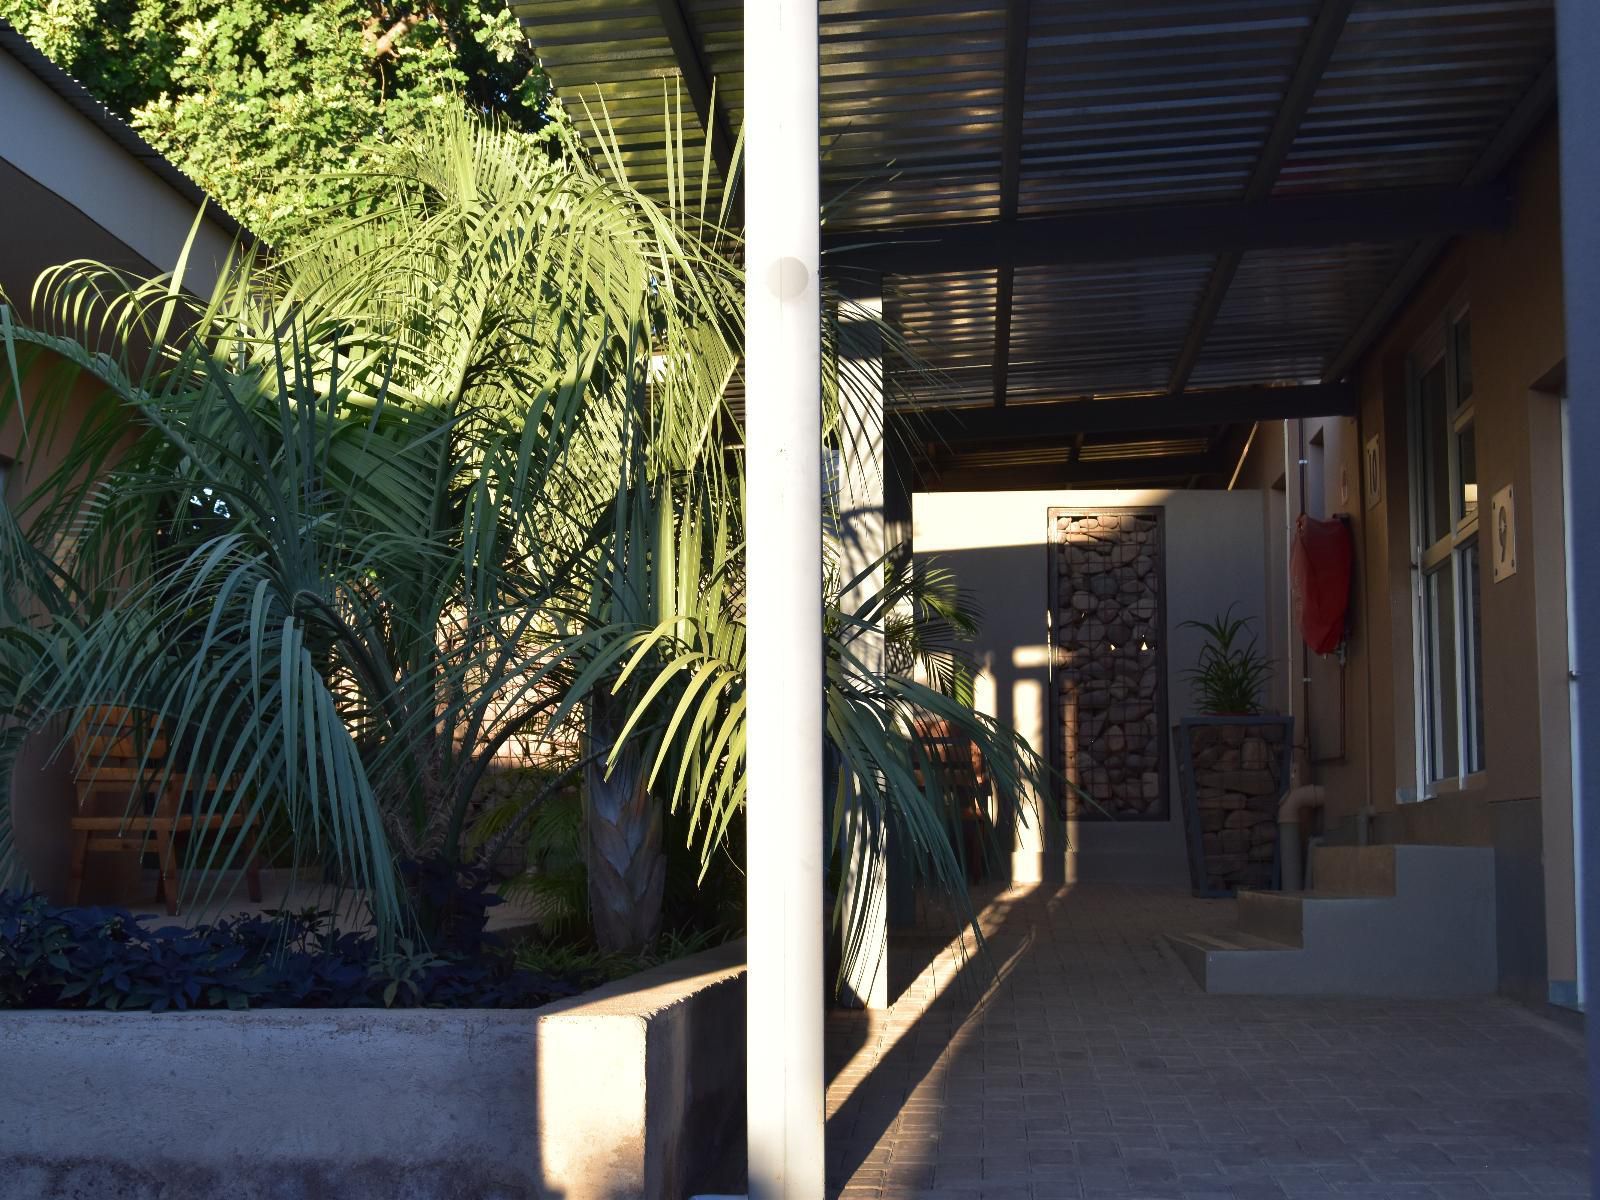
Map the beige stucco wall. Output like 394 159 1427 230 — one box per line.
1 41 241 902
1237 122 1574 1000
2 366 142 901
913 488 1268 886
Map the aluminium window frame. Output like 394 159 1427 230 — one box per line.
1407 299 1486 799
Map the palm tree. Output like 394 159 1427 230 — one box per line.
0 111 690 928
0 107 1054 973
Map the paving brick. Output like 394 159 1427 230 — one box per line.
823 884 1589 1200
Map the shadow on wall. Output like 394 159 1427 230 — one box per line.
911 493 1271 889
910 541 1092 881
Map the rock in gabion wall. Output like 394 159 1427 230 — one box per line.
1052 510 1166 820
1184 722 1287 893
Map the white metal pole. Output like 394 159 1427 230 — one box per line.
744 1 824 1198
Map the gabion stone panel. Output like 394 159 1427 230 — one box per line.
1051 510 1167 820
1181 721 1289 894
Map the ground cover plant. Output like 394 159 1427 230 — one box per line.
0 885 579 1011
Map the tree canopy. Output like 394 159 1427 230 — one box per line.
0 0 555 241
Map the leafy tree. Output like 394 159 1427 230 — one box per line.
0 0 554 241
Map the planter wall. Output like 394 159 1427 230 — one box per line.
1173 716 1293 897
0 940 747 1200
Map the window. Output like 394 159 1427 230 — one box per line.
1411 310 1485 789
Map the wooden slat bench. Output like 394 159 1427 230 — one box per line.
66 708 262 914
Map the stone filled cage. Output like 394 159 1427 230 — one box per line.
1048 508 1169 822
1173 715 1294 897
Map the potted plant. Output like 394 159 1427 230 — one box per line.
1171 607 1293 897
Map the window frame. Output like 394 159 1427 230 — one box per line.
1407 302 1486 797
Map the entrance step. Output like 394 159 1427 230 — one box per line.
1165 929 1301 993
1308 844 1398 896
1166 844 1496 996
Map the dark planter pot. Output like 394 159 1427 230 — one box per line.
1172 715 1294 898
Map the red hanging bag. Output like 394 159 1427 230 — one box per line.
1291 514 1353 655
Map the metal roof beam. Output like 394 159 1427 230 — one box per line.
922 454 1220 492
1166 0 1356 394
654 0 737 192
891 382 1355 444
822 184 1509 274
991 0 1032 409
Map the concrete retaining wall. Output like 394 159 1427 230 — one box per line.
0 940 746 1200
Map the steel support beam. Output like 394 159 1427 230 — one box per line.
821 184 1510 276
890 383 1355 444
1553 0 1600 1179
922 454 1220 492
744 0 823 1195
657 0 738 191
1167 0 1355 393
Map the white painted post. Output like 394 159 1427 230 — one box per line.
744 1 824 1198
1553 0 1600 1172
837 294 889 1010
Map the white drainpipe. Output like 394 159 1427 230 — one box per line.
1278 784 1326 892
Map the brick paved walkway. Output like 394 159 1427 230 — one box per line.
824 884 1589 1200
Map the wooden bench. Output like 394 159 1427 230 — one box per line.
66 708 262 914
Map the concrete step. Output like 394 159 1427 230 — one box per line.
1309 844 1397 896
1165 930 1301 993
1173 843 1497 996
1236 890 1304 947
1237 889 1398 947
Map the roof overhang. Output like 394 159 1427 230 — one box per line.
0 20 251 303
525 1 1556 489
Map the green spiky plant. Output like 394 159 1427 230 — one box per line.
0 105 1052 979
1180 605 1273 716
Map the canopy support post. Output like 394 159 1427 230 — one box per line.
744 1 825 1198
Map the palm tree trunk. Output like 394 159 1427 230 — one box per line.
583 702 665 952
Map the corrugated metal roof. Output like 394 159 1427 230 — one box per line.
883 267 999 402
1016 2 1317 216
1004 256 1216 403
1275 0 1556 194
1189 240 1408 388
521 0 1555 483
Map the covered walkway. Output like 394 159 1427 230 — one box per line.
825 886 1588 1200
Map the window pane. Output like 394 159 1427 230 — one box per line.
1424 564 1459 782
1457 420 1478 524
1462 541 1486 773
1453 314 1473 403
1420 360 1452 546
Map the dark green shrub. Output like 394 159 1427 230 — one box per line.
0 886 581 1012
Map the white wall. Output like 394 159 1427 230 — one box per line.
914 488 1269 886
